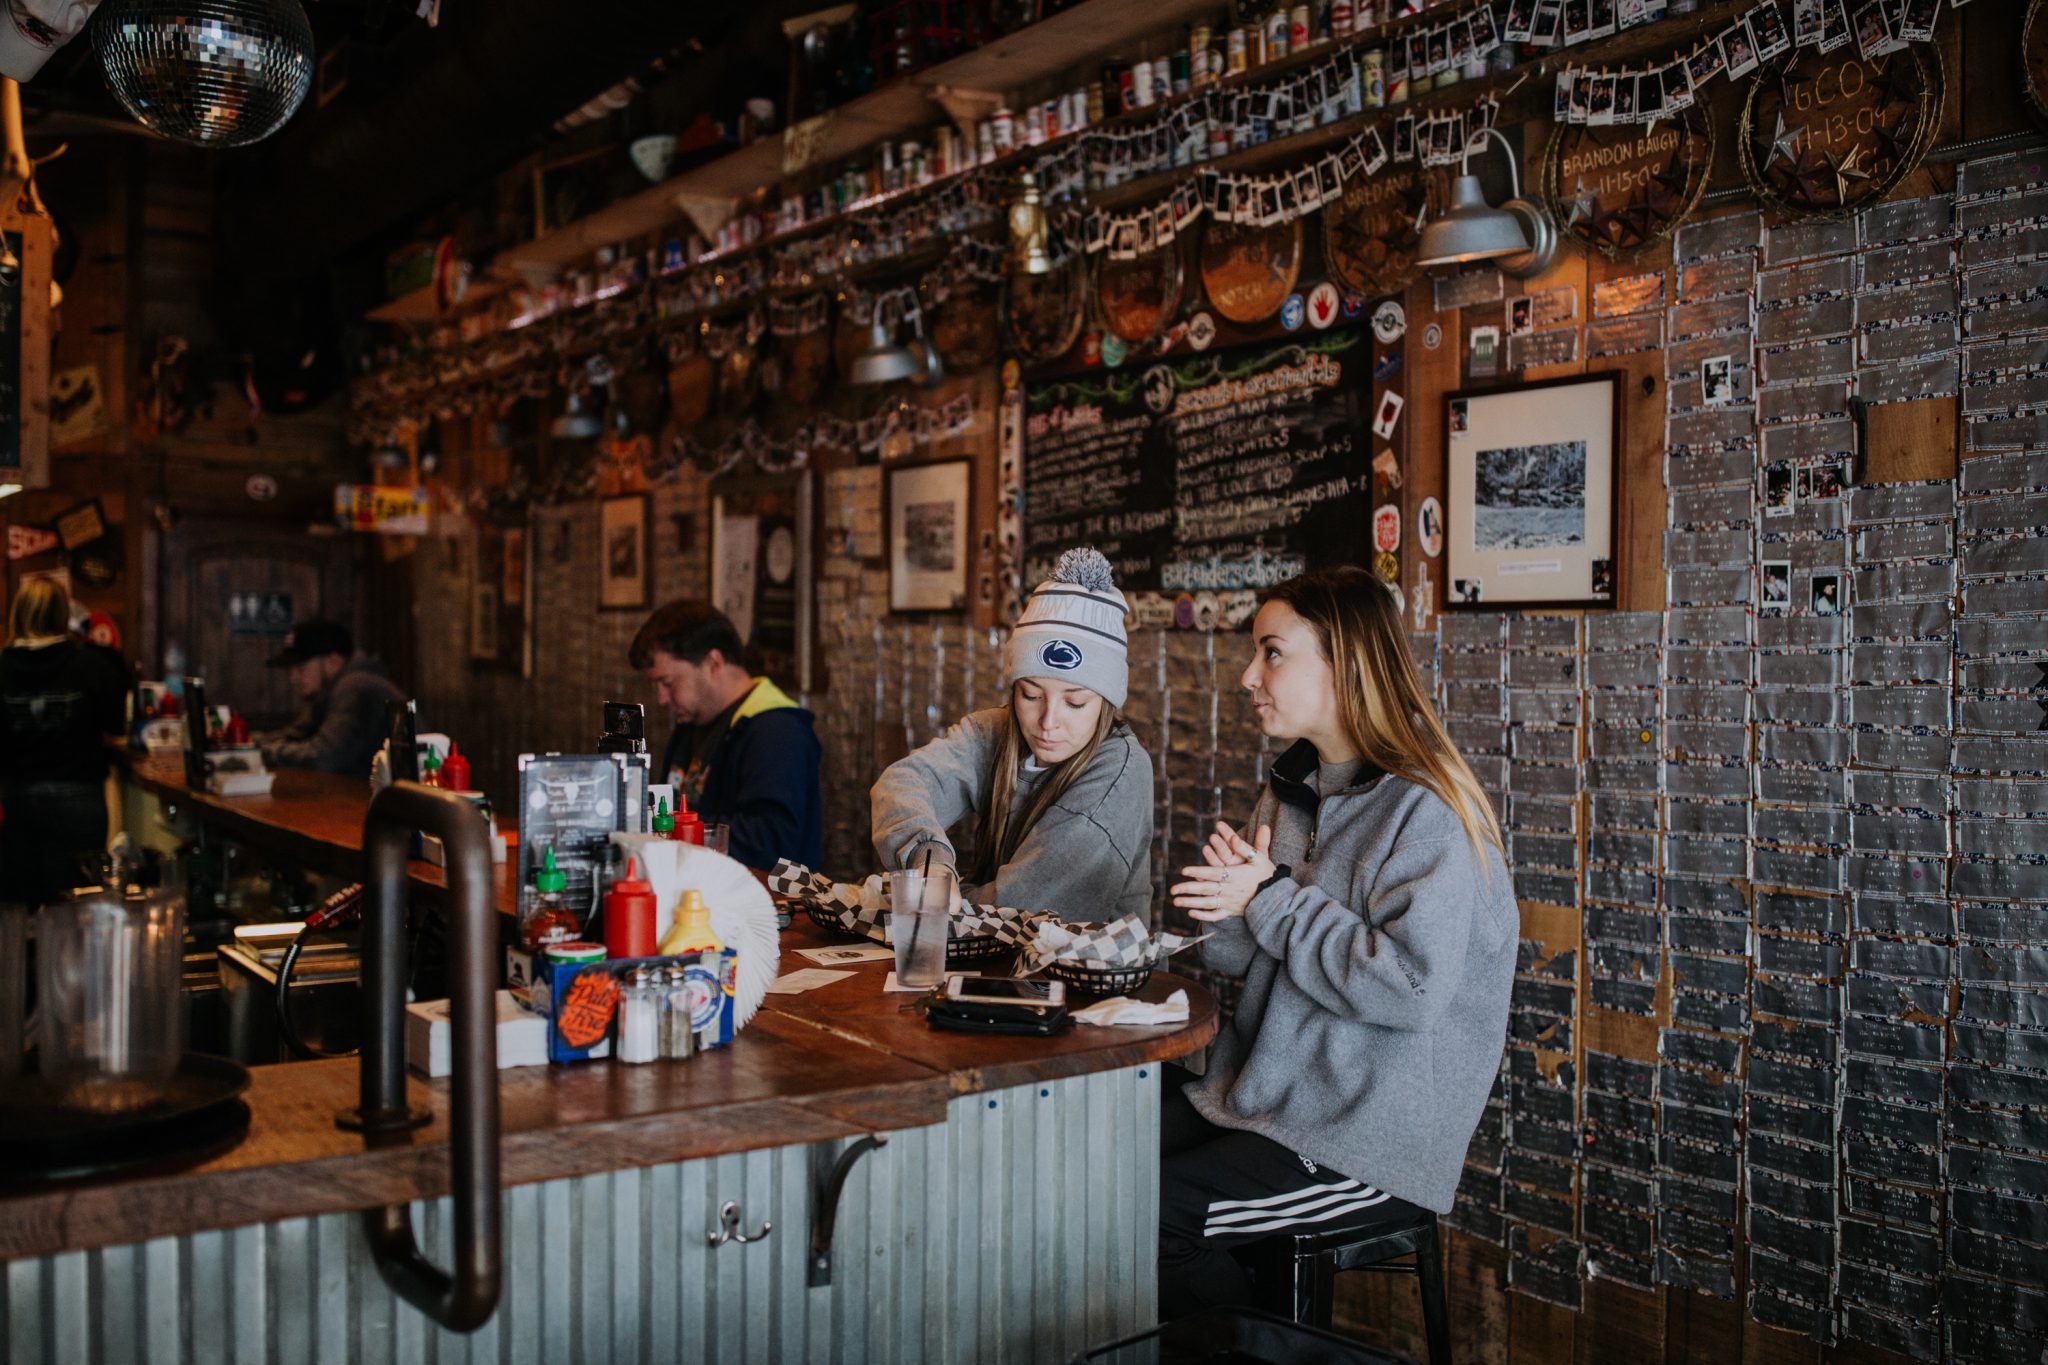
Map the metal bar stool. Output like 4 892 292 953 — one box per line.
1245 1207 1452 1364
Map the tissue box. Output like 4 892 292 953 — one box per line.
529 949 737 1064
404 989 550 1076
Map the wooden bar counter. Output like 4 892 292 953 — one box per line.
9 769 1217 1365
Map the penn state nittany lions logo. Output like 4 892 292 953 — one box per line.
1039 639 1084 671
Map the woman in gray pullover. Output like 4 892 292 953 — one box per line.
1161 567 1517 1318
870 549 1155 924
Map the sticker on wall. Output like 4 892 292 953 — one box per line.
1374 504 1402 553
1281 293 1306 331
1101 332 1127 368
1001 358 1021 390
1187 312 1217 351
1422 322 1443 350
1307 282 1341 330
1419 496 1445 558
245 474 278 502
1372 390 1405 439
1702 354 1736 406
1373 351 1403 383
1080 331 1102 367
1372 449 1403 504
1173 593 1198 628
1222 589 1260 628
1373 549 1401 583
1135 593 1176 629
1470 326 1500 379
1193 592 1221 630
1342 292 1367 320
1372 299 1408 343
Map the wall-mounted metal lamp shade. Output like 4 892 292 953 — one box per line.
1416 127 1559 279
850 317 920 385
1007 169 1052 276
549 392 602 440
906 311 944 388
95 0 316 149
1417 174 1530 265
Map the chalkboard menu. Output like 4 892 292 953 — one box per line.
1022 331 1373 593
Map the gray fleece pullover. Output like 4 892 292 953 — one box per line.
1184 740 1517 1214
870 707 1155 925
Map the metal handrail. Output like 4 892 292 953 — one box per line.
343 781 502 1333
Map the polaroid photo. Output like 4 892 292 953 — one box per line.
1393 114 1417 162
1764 464 1795 516
1751 1 1793 58
1153 201 1175 246
1688 38 1727 85
1619 0 1650 26
1449 111 1468 157
1589 72 1618 124
1317 155 1344 203
1793 0 1826 42
1590 0 1618 38
1614 69 1639 121
1430 115 1456 162
1556 69 1576 121
1762 560 1792 609
1085 212 1108 253
1810 572 1841 616
1854 0 1891 56
1362 126 1389 173
1897 0 1938 39
1373 390 1406 439
1638 69 1666 118
1110 218 1140 257
1533 0 1563 43
1197 170 1220 213
1505 0 1537 40
1822 0 1852 47
1273 177 1299 224
1721 18 1761 76
1135 211 1157 254
1702 354 1735 405
1258 182 1284 227
1449 20 1473 69
1510 295 1535 336
1663 60 1697 110
1308 67 1331 112
1293 165 1324 214
1407 31 1430 79
1563 0 1591 42
1472 4 1502 52
1427 25 1452 74
1341 136 1368 179
1175 182 1201 229
1810 461 1844 500
1571 70 1595 121
1794 465 1814 502
1387 34 1409 80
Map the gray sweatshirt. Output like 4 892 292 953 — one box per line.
1184 740 1517 1214
870 707 1155 925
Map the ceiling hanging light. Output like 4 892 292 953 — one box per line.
94 0 315 150
905 307 944 389
1006 168 1052 276
849 312 919 386
550 391 602 440
1416 126 1558 279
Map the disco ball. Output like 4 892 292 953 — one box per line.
94 0 315 149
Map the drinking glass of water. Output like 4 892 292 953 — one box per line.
886 866 953 989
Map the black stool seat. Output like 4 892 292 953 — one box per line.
1244 1206 1451 1364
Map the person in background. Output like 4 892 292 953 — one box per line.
257 619 407 776
870 547 1153 924
630 600 821 871
0 577 128 907
1158 567 1516 1317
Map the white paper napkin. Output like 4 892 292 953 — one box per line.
1072 989 1190 1027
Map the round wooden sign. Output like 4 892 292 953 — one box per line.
1739 44 1943 220
717 343 758 415
930 289 1001 371
1001 257 1085 365
1321 164 1429 298
1095 243 1186 345
2023 0 2048 128
1199 218 1304 325
666 351 714 430
778 329 832 408
1542 104 1713 256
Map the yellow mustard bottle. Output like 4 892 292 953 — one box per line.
658 889 724 956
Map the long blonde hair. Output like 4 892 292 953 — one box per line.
1265 568 1503 856
968 685 1121 884
8 576 71 642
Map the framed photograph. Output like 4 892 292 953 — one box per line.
599 493 651 610
1443 372 1623 608
887 458 973 613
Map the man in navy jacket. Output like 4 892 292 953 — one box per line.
629 601 822 871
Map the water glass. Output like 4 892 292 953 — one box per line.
887 867 954 989
37 887 186 1112
703 824 731 857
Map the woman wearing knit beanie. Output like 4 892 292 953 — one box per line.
870 547 1156 925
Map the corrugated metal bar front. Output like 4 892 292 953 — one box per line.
0 1063 1163 1364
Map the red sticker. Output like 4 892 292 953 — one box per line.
1373 504 1401 554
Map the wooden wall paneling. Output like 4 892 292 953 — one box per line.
1582 241 1676 616
1742 1317 1824 1365
1513 1284 1581 1362
1861 394 1960 485
1575 1277 1668 1365
1448 1230 1513 1365
1665 1287 1748 1365
1957 0 2032 144
1820 1338 1924 1365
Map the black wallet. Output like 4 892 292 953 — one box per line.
925 995 1072 1036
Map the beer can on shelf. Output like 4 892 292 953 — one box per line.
1226 26 1248 73
1362 48 1385 106
1289 4 1311 50
1265 11 1289 60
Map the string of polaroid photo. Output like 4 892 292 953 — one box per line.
1078 94 1501 257
1548 0 1946 129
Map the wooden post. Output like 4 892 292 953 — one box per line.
0 76 51 491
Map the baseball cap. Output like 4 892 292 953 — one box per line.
267 619 353 667
0 0 103 82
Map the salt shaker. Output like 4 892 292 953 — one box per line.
617 966 660 1064
661 964 695 1060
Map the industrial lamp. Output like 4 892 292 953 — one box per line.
549 391 602 440
1006 168 1052 276
849 315 919 386
1416 126 1558 279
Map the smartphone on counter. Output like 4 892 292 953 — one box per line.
927 974 1071 1036
944 975 1066 1009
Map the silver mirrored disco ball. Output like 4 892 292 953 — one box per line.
94 0 315 149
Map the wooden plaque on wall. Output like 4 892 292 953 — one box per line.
0 213 54 490
1321 163 1428 299
1096 243 1186 345
1739 44 1943 219
1541 104 1713 257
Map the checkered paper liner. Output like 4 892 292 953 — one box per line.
767 860 1204 969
